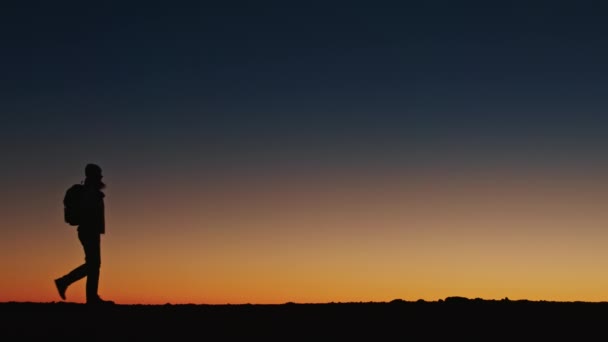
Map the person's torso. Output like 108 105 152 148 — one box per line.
78 186 105 234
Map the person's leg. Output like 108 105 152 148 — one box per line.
78 230 101 303
59 263 88 284
54 231 91 300
55 263 87 300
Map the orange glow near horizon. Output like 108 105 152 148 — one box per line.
3 163 608 305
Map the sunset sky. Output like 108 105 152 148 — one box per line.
2 1 608 305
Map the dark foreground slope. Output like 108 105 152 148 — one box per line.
3 297 608 340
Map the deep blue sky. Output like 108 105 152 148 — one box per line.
2 1 608 177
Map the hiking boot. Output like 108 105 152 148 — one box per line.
87 297 115 306
54 278 67 300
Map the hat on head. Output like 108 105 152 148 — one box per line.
85 163 103 178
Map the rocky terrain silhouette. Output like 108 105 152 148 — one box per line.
3 296 607 339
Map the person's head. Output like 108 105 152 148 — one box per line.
85 163 105 190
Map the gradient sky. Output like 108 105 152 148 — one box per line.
2 1 608 304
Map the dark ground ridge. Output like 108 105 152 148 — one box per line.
3 297 608 339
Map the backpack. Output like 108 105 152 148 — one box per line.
63 183 85 226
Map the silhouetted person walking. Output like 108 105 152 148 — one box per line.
55 163 114 305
